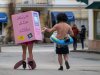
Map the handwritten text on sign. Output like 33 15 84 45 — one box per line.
12 11 42 44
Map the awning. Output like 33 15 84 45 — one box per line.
76 0 88 4
51 11 75 25
86 2 100 9
0 12 8 22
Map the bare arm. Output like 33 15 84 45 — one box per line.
43 25 57 33
45 27 56 32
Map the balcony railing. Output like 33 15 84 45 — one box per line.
15 0 52 7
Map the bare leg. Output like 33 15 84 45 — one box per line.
63 54 68 61
14 44 27 69
28 43 34 60
58 54 63 66
63 54 70 69
58 54 63 70
27 43 36 70
22 44 27 60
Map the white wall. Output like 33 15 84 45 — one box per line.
0 0 10 4
88 10 94 40
53 0 86 6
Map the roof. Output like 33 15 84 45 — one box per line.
86 1 100 9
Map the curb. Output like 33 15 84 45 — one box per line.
70 50 100 54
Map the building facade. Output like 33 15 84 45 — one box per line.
14 0 88 29
86 0 100 51
0 0 88 43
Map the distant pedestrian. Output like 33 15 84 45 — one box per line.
80 25 86 49
72 24 79 50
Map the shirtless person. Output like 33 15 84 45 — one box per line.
43 13 73 70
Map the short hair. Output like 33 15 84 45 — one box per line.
56 13 68 23
81 25 85 27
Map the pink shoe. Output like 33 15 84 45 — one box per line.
14 60 26 69
27 58 36 70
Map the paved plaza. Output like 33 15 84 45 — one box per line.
0 44 100 75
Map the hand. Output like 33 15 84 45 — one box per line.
42 27 48 33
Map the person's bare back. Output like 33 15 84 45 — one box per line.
54 22 73 39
